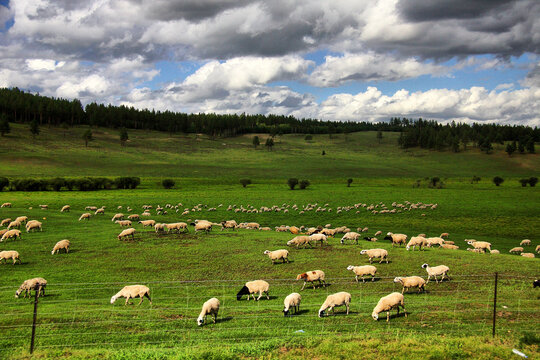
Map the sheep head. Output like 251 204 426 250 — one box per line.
236 286 249 301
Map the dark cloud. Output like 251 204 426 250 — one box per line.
140 0 252 21
397 0 512 21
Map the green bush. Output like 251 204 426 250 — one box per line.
49 177 66 191
299 179 310 190
162 179 175 189
529 177 538 187
239 179 252 188
304 135 313 141
287 178 299 190
493 176 504 186
347 178 353 187
115 177 141 189
0 177 9 191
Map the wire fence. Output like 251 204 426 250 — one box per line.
0 273 538 353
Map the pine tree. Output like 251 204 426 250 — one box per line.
29 119 40 140
82 128 93 147
119 127 129 146
505 142 516 156
252 135 260 148
0 114 10 136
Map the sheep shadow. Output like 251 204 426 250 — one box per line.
272 260 294 265
388 311 408 320
215 316 233 324
354 277 382 283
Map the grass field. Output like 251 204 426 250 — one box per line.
0 124 539 359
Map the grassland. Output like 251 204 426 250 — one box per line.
0 124 538 359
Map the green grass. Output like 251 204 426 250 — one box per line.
0 124 538 359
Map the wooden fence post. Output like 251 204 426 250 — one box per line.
492 272 498 337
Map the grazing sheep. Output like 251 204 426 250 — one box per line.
406 236 427 251
441 244 459 250
127 214 140 221
520 239 531 246
421 263 450 283
536 245 540 253
283 293 302 316
289 226 300 234
260 227 272 231
236 280 270 301
1 218 12 227
15 216 28 224
521 253 535 258
384 233 408 247
118 228 136 240
360 249 388 264
110 285 152 305
318 292 351 317
440 233 450 238
263 249 289 264
244 222 260 230
0 250 21 265
340 232 362 245
287 235 312 248
138 220 156 228
0 229 8 237
467 240 491 252
26 221 42 232
166 222 189 233
94 208 105 215
509 247 524 254
193 220 212 233
221 220 238 230
372 292 406 322
115 220 132 227
394 276 426 293
7 220 22 230
1 202 12 208
425 237 445 248
79 213 91 221
1 229 22 242
321 228 337 237
534 280 540 288
154 223 166 233
197 297 220 326
489 249 500 254
111 213 124 222
347 265 377 282
374 231 382 237
85 206 98 211
309 233 328 246
15 278 47 298
51 239 70 254
60 205 70 212
296 270 326 290
363 236 378 242
39 205 48 210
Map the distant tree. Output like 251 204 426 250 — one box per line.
376 131 383 144
29 119 40 140
519 178 529 187
119 127 129 146
265 137 274 151
322 150 326 155
60 122 69 138
239 178 252 188
529 177 538 187
50 177 66 191
252 136 260 148
505 142 516 156
299 179 310 190
287 178 299 190
82 128 93 147
429 177 440 188
304 134 313 141
471 175 481 184
493 176 504 186
518 140 525 154
480 139 493 154
525 138 535 154
162 179 175 189
347 178 353 187
0 177 9 191
0 114 10 136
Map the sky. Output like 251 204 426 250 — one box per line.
0 0 539 125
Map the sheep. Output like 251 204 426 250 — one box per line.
0 250 21 265
111 213 124 222
110 285 152 305
138 220 156 228
154 223 166 233
260 227 272 231
309 233 328 246
441 244 459 250
340 232 362 245
79 213 92 221
394 276 426 294
283 293 302 316
166 222 189 233
440 232 450 238
371 292 406 322
536 245 540 253
347 265 377 282
321 228 337 237
509 247 524 254
1 218 12 227
7 220 22 230
421 263 450 283
263 249 289 264
118 228 136 241
363 236 378 242
467 240 491 252
384 233 408 247
467 248 484 254
360 249 388 264
127 214 140 221
1 202 12 208
520 239 531 246
521 253 535 258
15 216 28 224
406 236 427 251
0 229 7 237
116 220 132 227
39 205 48 210
318 292 351 317
221 220 238 231
244 222 260 230
197 297 220 326
534 280 540 288
289 226 301 234
374 230 382 237
60 205 70 212
443 240 455 245
51 239 70 254
15 278 47 298
236 280 270 301
287 235 312 248
489 249 500 254
26 221 42 232
425 237 445 248
193 220 212 233
1 229 22 242
296 270 326 290
85 206 98 211
95 208 105 215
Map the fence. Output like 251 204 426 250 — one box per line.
0 274 538 354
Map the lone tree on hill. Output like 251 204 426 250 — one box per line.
287 178 299 190
376 131 383 144
252 136 260 148
265 137 274 151
493 176 504 187
119 127 129 146
82 128 93 147
240 179 252 188
299 179 310 189
29 119 40 140
347 178 353 187
0 114 10 136
505 142 516 156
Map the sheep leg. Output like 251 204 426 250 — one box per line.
387 311 390 322
355 275 359 283
346 303 349 315
402 305 407 317
401 287 405 294
257 291 262 301
125 296 130 305
426 275 430 284
138 296 144 305
266 291 269 300
300 282 306 291
213 313 217 323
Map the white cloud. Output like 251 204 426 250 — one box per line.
26 59 65 71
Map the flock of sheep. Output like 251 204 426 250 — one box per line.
1 201 537 328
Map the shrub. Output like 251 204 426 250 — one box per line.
529 177 538 187
162 179 175 189
429 177 440 187
49 177 66 191
304 135 313 141
74 178 95 191
10 178 48 191
287 178 299 190
0 177 9 191
493 176 504 186
471 176 481 184
519 179 529 187
239 179 252 188
65 179 76 191
115 177 141 189
299 179 310 190
347 178 353 187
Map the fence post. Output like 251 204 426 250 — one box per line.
492 272 498 337
30 289 39 354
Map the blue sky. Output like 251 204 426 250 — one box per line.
0 0 538 125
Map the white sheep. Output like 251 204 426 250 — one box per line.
406 236 427 251
138 220 156 228
128 214 140 221
372 292 406 322
118 228 136 240
15 216 28 224
1 202 12 208
347 265 377 282
394 276 426 293
296 270 326 290
26 221 42 232
0 250 21 265
441 244 459 250
1 229 22 242
340 232 361 245
51 239 70 254
110 285 152 305
154 223 166 233
116 220 132 227
95 208 105 215
60 205 70 212
287 235 312 248
425 237 445 248
509 247 524 254
197 297 220 326
194 220 212 233
520 239 531 246
111 213 124 222
360 249 388 264
166 222 189 233
309 233 328 246
221 220 238 230
384 232 407 247
283 293 302 316
489 249 500 254
263 249 289 264
79 213 92 221
318 292 351 317
15 277 47 298
521 253 535 258
466 240 491 252
421 263 450 283
1 218 11 227
236 280 270 301
7 220 22 230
